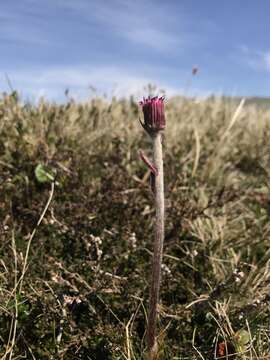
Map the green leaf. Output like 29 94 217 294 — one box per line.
35 164 56 184
235 329 251 351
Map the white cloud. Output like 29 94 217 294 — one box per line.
262 51 270 70
125 28 179 51
239 45 270 72
2 65 182 102
0 0 188 53
0 3 53 46
0 22 50 46
46 0 184 52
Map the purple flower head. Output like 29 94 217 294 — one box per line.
139 96 165 134
192 66 198 75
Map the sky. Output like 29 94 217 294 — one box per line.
1 0 270 102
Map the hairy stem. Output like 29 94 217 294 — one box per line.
147 132 165 359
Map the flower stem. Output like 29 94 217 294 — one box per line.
147 131 165 359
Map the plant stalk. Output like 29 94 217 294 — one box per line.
147 131 165 359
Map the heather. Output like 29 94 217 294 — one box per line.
0 91 270 359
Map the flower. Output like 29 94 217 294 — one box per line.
139 96 165 134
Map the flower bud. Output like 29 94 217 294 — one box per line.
139 96 165 134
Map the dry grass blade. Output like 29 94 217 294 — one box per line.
18 181 55 294
205 98 245 178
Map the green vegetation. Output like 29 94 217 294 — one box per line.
0 91 270 359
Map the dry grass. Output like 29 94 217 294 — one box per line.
0 91 270 359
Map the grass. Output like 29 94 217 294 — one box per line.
0 91 270 359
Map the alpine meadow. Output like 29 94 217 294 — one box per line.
1 90 270 359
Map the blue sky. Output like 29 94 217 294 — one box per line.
1 0 270 101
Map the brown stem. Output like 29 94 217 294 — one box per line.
147 131 165 359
